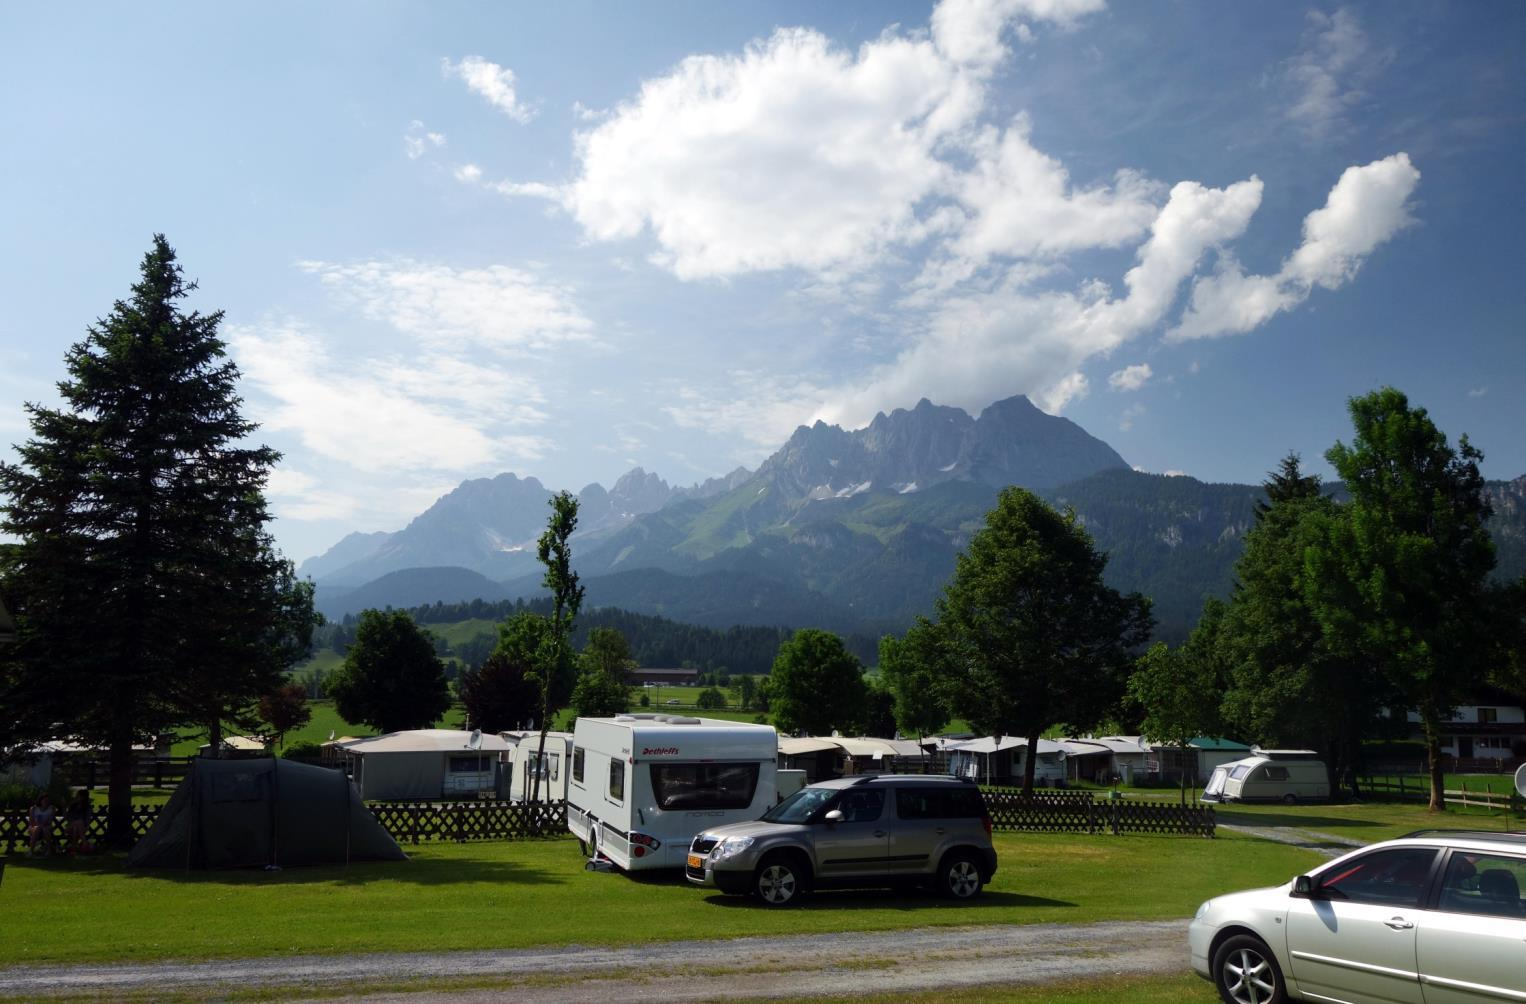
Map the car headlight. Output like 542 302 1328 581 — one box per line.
711 835 755 862
1195 899 1214 920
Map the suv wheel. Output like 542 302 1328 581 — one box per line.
1212 934 1285 1004
938 852 984 900
753 853 807 907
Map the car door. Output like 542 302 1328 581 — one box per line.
887 788 942 873
1284 846 1437 1004
813 789 888 879
1417 849 1526 1004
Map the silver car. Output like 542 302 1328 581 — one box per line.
1189 829 1526 1004
685 774 997 907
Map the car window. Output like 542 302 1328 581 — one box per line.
762 787 836 824
1317 847 1438 907
896 789 941 820
836 789 886 823
1438 852 1526 919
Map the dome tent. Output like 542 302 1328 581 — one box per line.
128 756 405 869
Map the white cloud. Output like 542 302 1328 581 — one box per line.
454 163 483 183
1118 402 1145 431
1170 153 1420 341
1108 363 1152 392
404 120 446 159
1468 387 1488 398
932 0 1107 68
295 260 596 353
1281 8 1384 137
1163 469 1187 477
444 56 535 122
230 322 551 478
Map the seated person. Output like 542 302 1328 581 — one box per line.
27 794 56 856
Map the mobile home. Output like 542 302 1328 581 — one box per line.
346 729 511 801
568 714 778 871
499 730 574 803
1201 750 1329 804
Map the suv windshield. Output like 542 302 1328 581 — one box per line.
761 787 838 824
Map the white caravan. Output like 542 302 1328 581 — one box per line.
1201 750 1329 804
568 714 779 871
499 731 574 803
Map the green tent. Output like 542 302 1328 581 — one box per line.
128 757 405 869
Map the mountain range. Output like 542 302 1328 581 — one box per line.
303 394 1526 642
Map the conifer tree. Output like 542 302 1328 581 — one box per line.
0 236 316 843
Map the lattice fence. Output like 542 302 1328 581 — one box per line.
981 790 1215 837
1 806 161 854
366 800 568 844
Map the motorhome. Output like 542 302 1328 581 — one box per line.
1201 749 1329 804
568 714 779 871
499 730 574 803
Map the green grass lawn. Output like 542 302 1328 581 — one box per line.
0 829 1317 966
1364 772 1521 796
1215 797 1522 843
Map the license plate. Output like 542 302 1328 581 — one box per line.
686 853 704 869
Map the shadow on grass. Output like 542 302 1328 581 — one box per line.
2 850 567 888
701 889 1075 912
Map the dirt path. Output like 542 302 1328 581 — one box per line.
1218 823 1364 858
0 920 1190 1001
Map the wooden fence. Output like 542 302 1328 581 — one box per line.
1360 777 1522 812
54 757 194 789
982 790 1216 837
1 799 569 854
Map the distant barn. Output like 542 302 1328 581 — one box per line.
631 667 699 687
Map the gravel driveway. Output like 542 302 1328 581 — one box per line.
0 919 1191 1001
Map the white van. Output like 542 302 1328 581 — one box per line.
568 714 779 871
1201 750 1329 804
499 730 574 803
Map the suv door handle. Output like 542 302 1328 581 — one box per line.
935 827 947 835
1384 917 1414 931
874 830 887 838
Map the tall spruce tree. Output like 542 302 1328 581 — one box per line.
529 491 583 807
0 236 315 843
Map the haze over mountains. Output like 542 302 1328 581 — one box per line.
303 394 1526 642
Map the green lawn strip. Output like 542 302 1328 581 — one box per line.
0 830 1316 967
1215 798 1520 842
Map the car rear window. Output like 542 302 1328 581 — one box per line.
896 787 986 820
1438 852 1526 919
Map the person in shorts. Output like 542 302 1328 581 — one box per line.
27 793 56 856
64 789 93 854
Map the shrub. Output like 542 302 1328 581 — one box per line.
696 687 728 710
283 740 325 760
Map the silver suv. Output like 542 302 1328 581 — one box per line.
685 774 997 906
1190 829 1526 1004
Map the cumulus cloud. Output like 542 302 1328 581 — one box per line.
1118 402 1145 431
1108 363 1152 391
1468 387 1488 398
444 56 535 122
932 0 1107 68
1169 153 1419 341
295 260 596 353
404 120 446 159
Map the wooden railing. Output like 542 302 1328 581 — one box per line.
982 790 1216 837
54 757 194 789
1360 777 1522 811
0 807 160 854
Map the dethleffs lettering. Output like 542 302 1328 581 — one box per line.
642 746 680 756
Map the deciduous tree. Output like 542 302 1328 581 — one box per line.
571 626 633 718
877 621 952 739
770 629 866 735
529 492 583 806
1127 603 1227 804
934 488 1153 796
328 609 450 734
461 612 547 732
257 683 312 750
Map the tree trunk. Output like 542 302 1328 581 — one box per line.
206 717 223 759
107 726 134 849
1424 718 1446 812
1022 733 1038 798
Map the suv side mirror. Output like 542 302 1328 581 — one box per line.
1292 875 1314 898
822 809 844 824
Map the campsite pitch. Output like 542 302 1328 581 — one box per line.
0 830 1317 967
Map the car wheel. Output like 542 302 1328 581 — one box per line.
1212 934 1286 1004
753 853 807 907
939 852 984 900
1282 794 1298 805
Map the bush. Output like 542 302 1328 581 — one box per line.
283 740 325 760
639 691 650 707
696 687 728 710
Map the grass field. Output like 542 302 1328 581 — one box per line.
1363 772 1521 796
0 829 1318 966
1216 797 1522 842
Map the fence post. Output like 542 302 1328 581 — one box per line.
87 761 96 790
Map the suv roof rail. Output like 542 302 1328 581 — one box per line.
850 773 883 785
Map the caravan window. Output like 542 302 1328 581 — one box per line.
1263 766 1290 781
608 758 625 802
547 752 561 782
1229 764 1253 780
650 763 761 810
572 747 584 784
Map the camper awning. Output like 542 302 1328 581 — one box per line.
346 729 512 755
832 738 901 758
779 737 840 756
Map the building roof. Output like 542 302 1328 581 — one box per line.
831 737 902 758
1083 736 1152 754
949 736 1067 756
344 729 512 754
1188 736 1253 751
779 736 841 756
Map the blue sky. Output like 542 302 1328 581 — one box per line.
2 1 1522 563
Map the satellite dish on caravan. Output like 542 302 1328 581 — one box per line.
468 729 483 751
1515 763 1526 798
